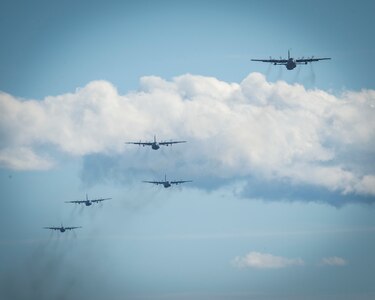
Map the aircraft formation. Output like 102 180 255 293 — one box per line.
44 138 190 233
45 50 330 233
44 194 112 232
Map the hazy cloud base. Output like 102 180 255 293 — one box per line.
232 251 304 269
1 73 374 205
320 256 348 266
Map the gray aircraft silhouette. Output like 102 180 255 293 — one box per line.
44 225 81 233
251 50 331 70
143 174 192 188
65 194 112 206
126 135 186 150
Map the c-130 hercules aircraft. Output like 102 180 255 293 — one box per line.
251 50 331 70
65 194 112 206
44 225 81 233
143 174 192 188
126 135 186 150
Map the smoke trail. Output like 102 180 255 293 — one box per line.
78 205 84 215
68 203 79 221
138 147 148 159
265 63 272 79
302 63 316 87
87 203 100 220
309 62 316 85
293 65 301 82
48 228 54 240
119 183 165 213
0 237 76 300
277 65 283 80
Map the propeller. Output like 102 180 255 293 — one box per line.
299 56 307 65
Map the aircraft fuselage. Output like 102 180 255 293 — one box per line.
286 58 296 70
163 182 171 188
60 228 66 232
152 143 160 150
85 201 92 206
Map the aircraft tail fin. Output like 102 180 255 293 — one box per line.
288 49 290 59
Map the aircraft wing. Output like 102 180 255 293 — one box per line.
251 58 288 63
143 180 164 185
65 200 85 204
64 226 81 230
170 180 192 185
159 141 187 146
44 227 61 230
125 141 153 146
91 197 112 203
296 57 331 63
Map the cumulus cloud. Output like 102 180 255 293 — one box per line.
1 73 375 203
320 256 348 266
0 147 54 170
232 252 304 269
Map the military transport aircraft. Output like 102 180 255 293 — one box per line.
126 135 186 150
251 50 331 70
44 225 81 233
65 194 112 206
143 174 192 188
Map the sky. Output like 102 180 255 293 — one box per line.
0 0 375 299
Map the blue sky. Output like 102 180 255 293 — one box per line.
1 1 375 299
1 0 374 98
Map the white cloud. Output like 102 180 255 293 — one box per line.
320 256 348 266
0 147 54 170
0 73 374 199
232 252 304 269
